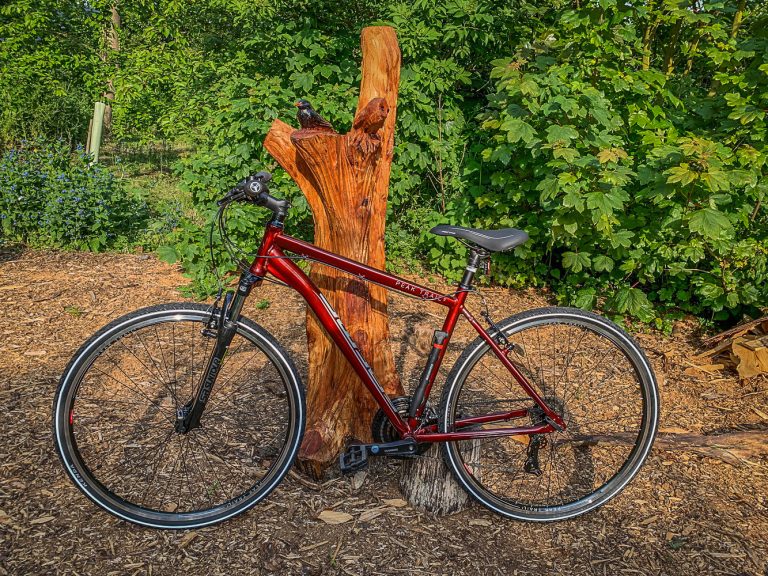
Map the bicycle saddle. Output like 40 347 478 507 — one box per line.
430 225 529 252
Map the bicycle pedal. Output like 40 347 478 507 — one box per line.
339 444 369 475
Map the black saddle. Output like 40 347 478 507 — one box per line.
430 225 529 252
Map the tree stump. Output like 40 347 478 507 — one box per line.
263 26 404 478
399 442 480 515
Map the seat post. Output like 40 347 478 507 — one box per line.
459 247 489 290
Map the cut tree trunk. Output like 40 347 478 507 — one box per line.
400 443 480 515
263 26 404 478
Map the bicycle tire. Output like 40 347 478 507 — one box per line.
440 307 659 521
53 303 305 529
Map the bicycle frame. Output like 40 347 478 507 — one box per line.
239 222 565 443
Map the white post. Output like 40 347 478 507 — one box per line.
88 102 107 164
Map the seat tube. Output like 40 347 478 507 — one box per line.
409 289 468 422
409 249 485 421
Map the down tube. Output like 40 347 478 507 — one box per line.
265 250 410 437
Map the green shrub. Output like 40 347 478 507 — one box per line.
0 139 148 250
0 1 106 145
432 1 768 324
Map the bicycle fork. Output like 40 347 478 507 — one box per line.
175 272 262 433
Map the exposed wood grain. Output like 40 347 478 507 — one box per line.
263 27 403 477
399 444 476 515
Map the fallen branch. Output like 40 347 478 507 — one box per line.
559 428 768 467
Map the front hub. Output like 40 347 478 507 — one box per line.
174 399 196 434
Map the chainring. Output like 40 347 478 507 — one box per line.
371 396 434 456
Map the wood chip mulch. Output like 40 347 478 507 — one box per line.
1 248 767 576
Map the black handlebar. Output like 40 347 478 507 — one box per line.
217 171 290 223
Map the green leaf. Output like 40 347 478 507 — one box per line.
552 147 579 162
612 287 654 321
562 251 591 273
586 192 624 216
596 148 628 164
666 164 697 186
518 77 540 96
688 208 733 239
157 245 179 264
537 177 559 202
502 118 536 144
574 288 597 310
546 125 579 144
700 170 730 192
699 283 724 300
593 255 614 272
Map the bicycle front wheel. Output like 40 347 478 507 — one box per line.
440 307 658 521
53 303 305 529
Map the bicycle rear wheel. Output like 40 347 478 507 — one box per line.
53 303 305 529
440 307 658 521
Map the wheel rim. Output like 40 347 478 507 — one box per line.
57 309 299 526
445 312 656 518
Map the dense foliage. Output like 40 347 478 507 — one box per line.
467 1 768 322
1 0 766 322
0 1 109 145
0 140 147 250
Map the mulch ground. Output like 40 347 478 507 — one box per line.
1 248 767 576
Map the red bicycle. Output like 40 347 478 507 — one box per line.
53 171 659 529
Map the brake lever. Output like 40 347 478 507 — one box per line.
216 188 246 206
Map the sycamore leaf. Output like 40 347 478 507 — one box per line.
546 125 579 144
574 288 597 310
586 191 624 216
593 255 615 272
518 77 540 96
552 147 579 162
700 170 730 192
562 190 585 211
157 245 178 264
501 118 536 144
688 208 733 239
596 148 628 164
666 164 697 186
612 287 654 321
698 283 724 300
536 177 559 202
609 230 634 249
562 251 591 273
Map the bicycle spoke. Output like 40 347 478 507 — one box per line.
445 309 655 519
89 365 175 422
117 336 176 402
55 304 303 528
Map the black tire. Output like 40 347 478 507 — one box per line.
440 307 659 521
53 303 305 529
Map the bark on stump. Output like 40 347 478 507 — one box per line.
264 26 404 478
399 442 480 515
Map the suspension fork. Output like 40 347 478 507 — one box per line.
175 271 262 433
